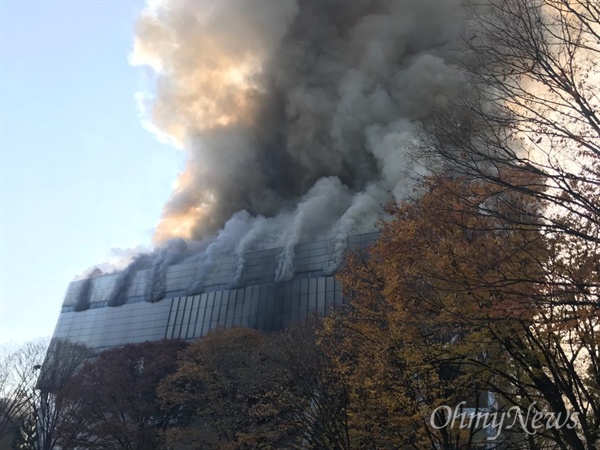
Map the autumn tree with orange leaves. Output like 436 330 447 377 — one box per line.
56 339 188 450
158 324 351 450
158 328 283 448
323 174 599 450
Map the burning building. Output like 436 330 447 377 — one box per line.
51 233 376 350
49 0 467 349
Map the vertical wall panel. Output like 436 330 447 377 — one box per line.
186 295 200 339
172 297 187 339
326 276 335 292
216 291 227 326
270 283 282 331
225 290 237 327
309 278 317 295
165 297 180 339
179 296 193 339
300 279 309 296
202 293 215 335
210 291 221 330
281 282 292 328
317 287 326 316
334 288 343 308
247 287 260 329
299 295 308 315
193 293 208 338
264 284 276 332
256 285 266 331
239 287 252 327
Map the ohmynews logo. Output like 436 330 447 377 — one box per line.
430 402 579 440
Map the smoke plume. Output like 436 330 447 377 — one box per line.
103 0 467 301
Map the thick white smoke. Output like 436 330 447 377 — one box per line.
100 0 468 301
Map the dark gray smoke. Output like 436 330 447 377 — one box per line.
144 238 188 302
100 0 468 302
107 253 154 306
73 268 103 312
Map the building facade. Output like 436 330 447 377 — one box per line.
50 232 378 350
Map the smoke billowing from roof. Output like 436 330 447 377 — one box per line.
101 0 467 302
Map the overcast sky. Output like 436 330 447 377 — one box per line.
1 0 181 344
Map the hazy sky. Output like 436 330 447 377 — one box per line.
0 0 181 344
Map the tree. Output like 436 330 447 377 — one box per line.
0 340 48 443
158 327 285 448
325 175 598 449
268 321 352 450
34 338 93 450
423 0 600 246
159 324 351 450
11 411 38 450
413 2 600 445
57 339 187 450
0 339 91 450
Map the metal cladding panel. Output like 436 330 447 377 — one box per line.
164 262 197 292
62 273 120 307
161 277 337 340
51 233 377 349
52 300 173 351
60 232 377 310
52 278 340 350
126 270 148 298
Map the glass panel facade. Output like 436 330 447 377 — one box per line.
52 233 379 349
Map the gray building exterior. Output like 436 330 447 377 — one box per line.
51 232 377 350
